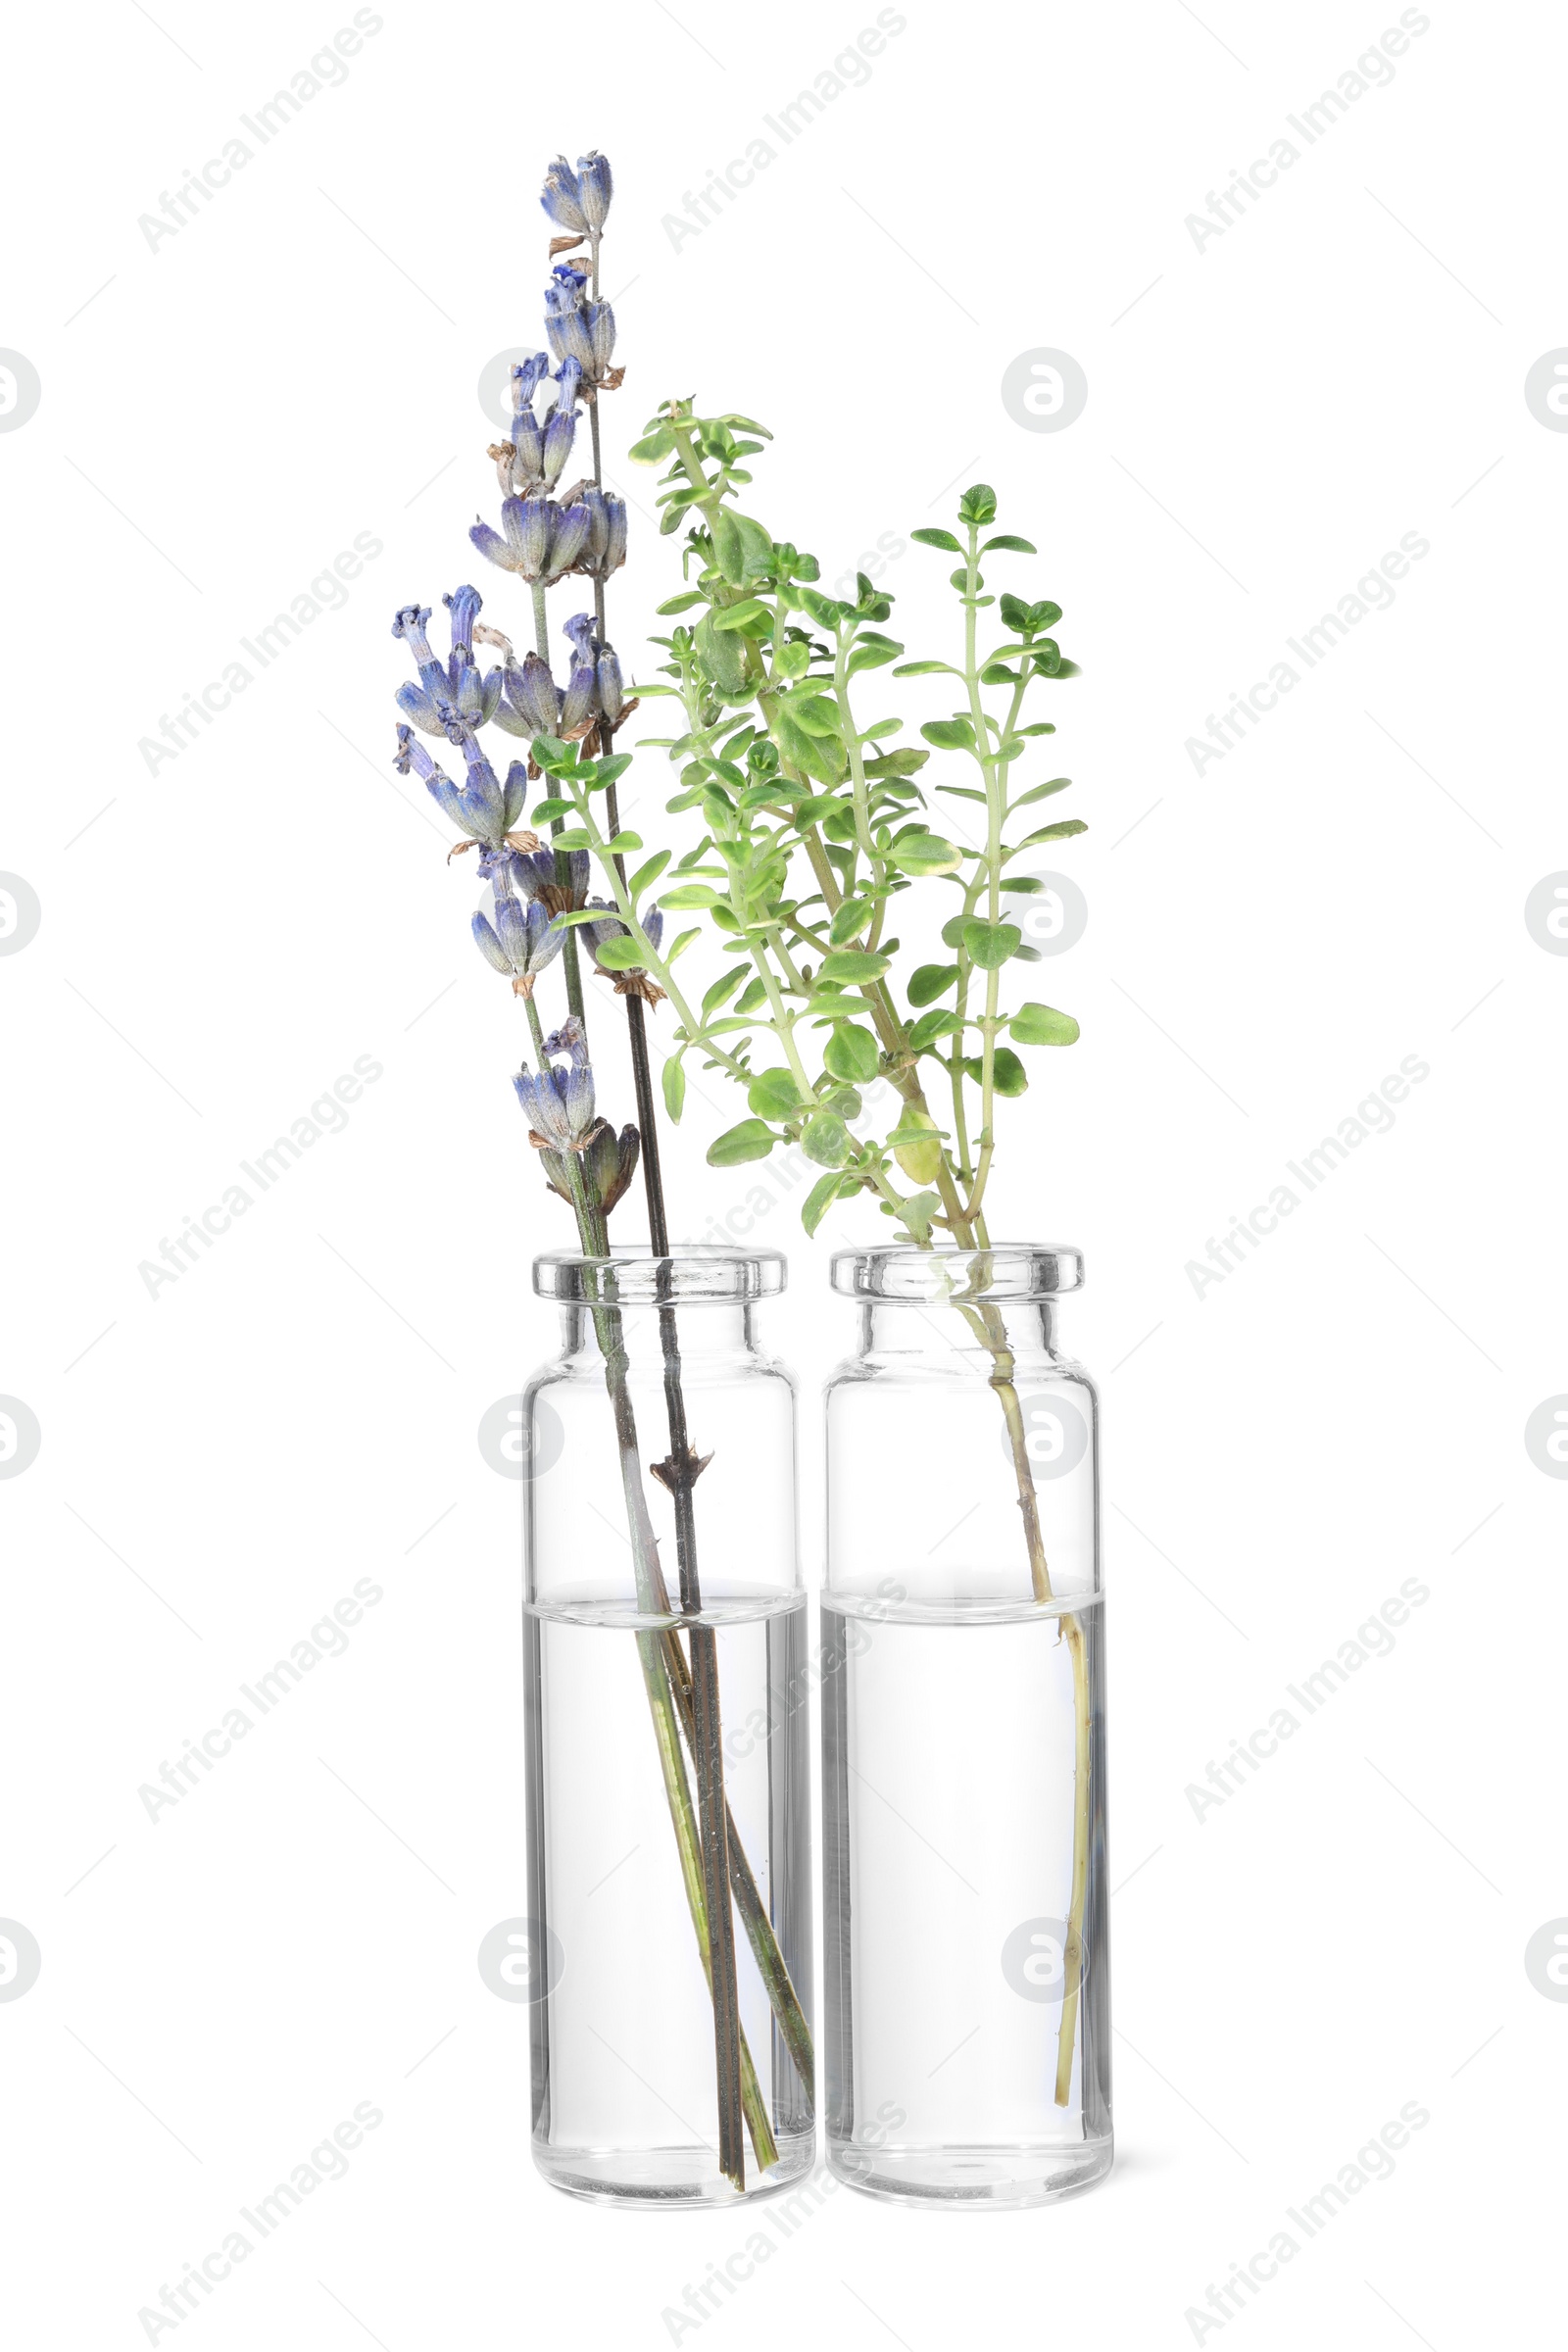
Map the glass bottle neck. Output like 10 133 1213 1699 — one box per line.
858 1298 1060 1360
560 1300 760 1360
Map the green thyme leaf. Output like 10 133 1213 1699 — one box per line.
801 1169 855 1235
708 1118 777 1166
861 748 930 779
819 949 891 982
592 936 649 972
920 718 976 752
907 1008 964 1049
801 1111 852 1167
1009 1002 1081 1047
748 1068 805 1119
889 834 962 876
907 962 959 1004
828 897 875 945
962 919 1021 970
712 599 772 633
1006 819 1088 856
823 1023 880 1082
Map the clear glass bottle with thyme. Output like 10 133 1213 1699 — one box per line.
582 427 1110 2203
578 437 1110 2201
821 1244 1110 2207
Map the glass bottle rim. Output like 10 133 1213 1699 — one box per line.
532 1245 787 1303
829 1243 1084 1302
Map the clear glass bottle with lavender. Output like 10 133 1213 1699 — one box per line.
523 1248 813 2204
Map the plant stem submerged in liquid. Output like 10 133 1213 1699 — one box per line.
527 1594 815 2205
821 1591 1110 2208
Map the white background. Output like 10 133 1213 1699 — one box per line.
3 0 1563 2343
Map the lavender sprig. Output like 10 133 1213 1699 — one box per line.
385 145 811 2190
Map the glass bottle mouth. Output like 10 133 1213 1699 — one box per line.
533 1245 788 1303
829 1244 1084 1303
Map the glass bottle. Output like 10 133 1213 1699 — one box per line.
522 1248 814 2205
821 1245 1110 2207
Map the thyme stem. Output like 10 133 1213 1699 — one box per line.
592 360 760 2187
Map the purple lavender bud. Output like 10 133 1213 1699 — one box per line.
576 151 612 232
401 732 437 785
540 157 589 236
495 894 531 964
444 583 482 658
542 400 576 487
554 357 584 414
566 320 589 374
488 701 529 741
559 1054 596 1139
502 762 529 833
546 501 592 582
395 680 444 736
410 718 510 846
529 903 568 975
469 516 513 574
457 742 506 827
577 489 609 573
596 645 625 720
435 657 491 734
549 314 595 373
391 605 435 667
573 492 628 583
544 270 597 373
421 763 467 832
471 906 513 975
511 498 553 581
511 354 551 415
505 652 564 738
542 1015 589 1067
510 849 549 903
497 896 564 980
560 659 597 734
586 300 616 372
514 1048 596 1147
477 844 528 890
511 849 588 912
513 407 546 486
